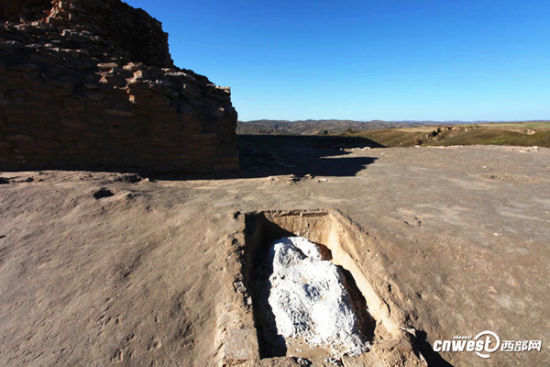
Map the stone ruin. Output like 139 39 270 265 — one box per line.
0 0 239 173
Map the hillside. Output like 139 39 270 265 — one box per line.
236 119 463 135
346 122 550 148
237 120 550 149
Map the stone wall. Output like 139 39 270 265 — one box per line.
0 0 239 173
0 0 51 21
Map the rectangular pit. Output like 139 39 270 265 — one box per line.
219 209 425 366
244 211 375 360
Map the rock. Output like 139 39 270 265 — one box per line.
295 357 312 366
233 280 246 294
7 135 33 142
86 92 103 101
222 328 259 365
96 62 118 69
265 236 370 358
115 174 142 183
8 63 40 72
104 109 133 117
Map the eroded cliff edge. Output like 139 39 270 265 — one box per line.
0 0 239 173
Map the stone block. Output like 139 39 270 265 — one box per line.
8 64 40 72
104 109 134 117
63 99 85 112
97 62 118 70
222 328 259 366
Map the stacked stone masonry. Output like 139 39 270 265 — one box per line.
0 0 239 173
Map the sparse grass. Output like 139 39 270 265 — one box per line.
345 121 550 148
347 129 427 147
464 121 550 129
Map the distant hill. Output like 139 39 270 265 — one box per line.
237 119 468 135
237 119 550 148
347 121 550 148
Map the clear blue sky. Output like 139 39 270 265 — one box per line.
124 0 550 122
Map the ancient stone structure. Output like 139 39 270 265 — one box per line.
0 0 239 173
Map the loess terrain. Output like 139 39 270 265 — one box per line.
1 140 549 366
345 121 550 148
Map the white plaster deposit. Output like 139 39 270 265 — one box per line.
267 237 369 357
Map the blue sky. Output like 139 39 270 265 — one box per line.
125 1 550 121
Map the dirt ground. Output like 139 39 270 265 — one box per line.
1 138 549 366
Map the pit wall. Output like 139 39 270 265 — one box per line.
244 210 405 338
0 0 238 174
218 209 426 366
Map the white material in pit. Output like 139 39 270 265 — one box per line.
267 236 369 357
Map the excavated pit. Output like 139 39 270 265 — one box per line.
220 209 428 366
239 210 406 365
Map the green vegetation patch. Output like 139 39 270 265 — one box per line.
346 122 550 148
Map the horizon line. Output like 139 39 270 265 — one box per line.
239 119 550 123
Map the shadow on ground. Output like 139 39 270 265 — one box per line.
0 135 381 181
413 330 454 367
235 134 380 178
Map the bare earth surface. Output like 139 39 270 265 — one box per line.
1 143 549 366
